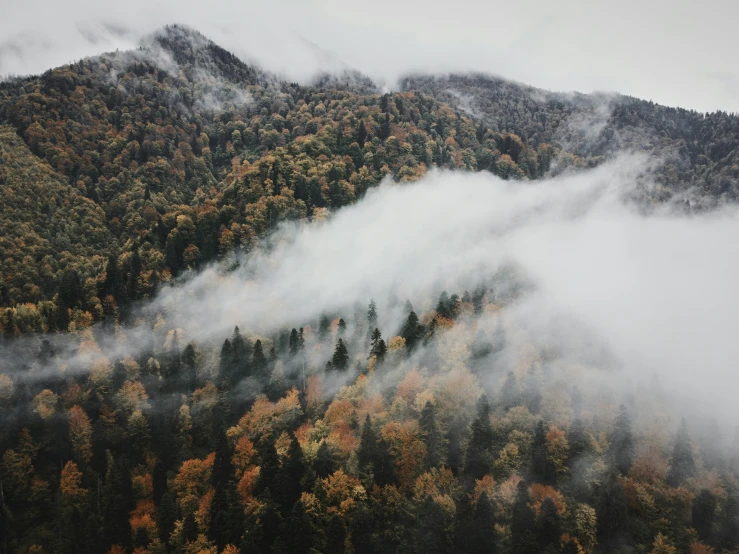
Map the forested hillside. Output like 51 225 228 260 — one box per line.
2 284 737 554
2 23 739 554
0 25 561 331
401 74 739 205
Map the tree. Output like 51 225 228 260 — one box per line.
536 497 561 550
253 339 268 379
510 481 538 554
369 328 387 364
608 404 635 475
402 311 422 352
667 420 696 486
692 489 717 543
463 395 494 483
357 415 394 486
414 495 454 554
276 435 306 513
289 328 300 356
419 401 445 469
314 441 336 479
331 338 349 371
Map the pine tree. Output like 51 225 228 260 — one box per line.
325 513 347 554
253 339 268 379
608 404 635 475
289 328 300 356
468 493 497 553
415 495 454 554
419 401 445 469
692 489 717 542
369 328 387 364
314 441 336 479
402 311 422 352
217 338 233 388
231 326 251 380
463 395 494 483
596 471 630 547
182 343 197 392
530 420 555 484
331 338 349 371
536 497 561 550
276 435 306 514
319 315 331 341
367 299 378 330
511 481 538 554
667 420 696 486
357 120 367 148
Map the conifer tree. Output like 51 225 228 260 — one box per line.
252 339 268 379
332 338 349 371
463 395 494 483
511 481 537 554
419 400 445 469
667 419 696 486
402 311 422 352
369 328 387 363
608 404 635 475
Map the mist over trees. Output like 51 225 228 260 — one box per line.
1 23 739 554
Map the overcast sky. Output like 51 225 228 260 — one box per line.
1 0 737 113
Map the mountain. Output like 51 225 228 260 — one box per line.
401 73 739 206
0 24 559 322
2 25 739 554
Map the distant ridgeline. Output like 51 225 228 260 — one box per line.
0 24 738 334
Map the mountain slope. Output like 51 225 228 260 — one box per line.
0 25 558 325
402 73 739 206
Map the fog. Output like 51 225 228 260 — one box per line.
116 155 734 417
1 154 738 425
2 0 739 113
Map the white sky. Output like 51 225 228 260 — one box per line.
1 0 737 112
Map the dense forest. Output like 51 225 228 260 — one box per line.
2 24 739 554
401 74 739 206
3 284 739 554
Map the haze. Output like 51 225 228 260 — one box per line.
2 0 739 113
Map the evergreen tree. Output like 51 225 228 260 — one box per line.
510 481 538 554
325 513 347 554
367 299 378 330
357 415 395 486
314 441 336 479
692 489 717 543
281 501 314 554
596 471 630 547
402 310 422 352
468 494 497 554
369 328 387 364
667 420 696 486
217 338 233 388
608 404 635 475
357 120 367 148
463 395 494 483
252 339 268 379
181 510 199 544
332 338 349 371
415 495 453 554
419 401 445 469
530 420 555 484
182 343 197 392
289 328 300 356
536 497 561 550
276 435 306 513
319 315 331 341
230 326 251 380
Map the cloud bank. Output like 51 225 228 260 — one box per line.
1 0 739 113
130 157 739 419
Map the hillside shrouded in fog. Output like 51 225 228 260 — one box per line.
1 23 739 554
